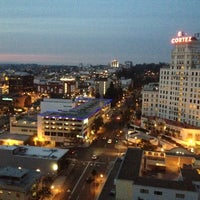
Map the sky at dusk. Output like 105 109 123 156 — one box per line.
0 0 200 65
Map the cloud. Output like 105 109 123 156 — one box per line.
0 53 66 64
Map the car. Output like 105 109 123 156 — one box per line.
109 188 116 196
68 149 77 155
92 154 98 160
107 139 112 144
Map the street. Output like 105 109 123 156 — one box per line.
48 104 128 200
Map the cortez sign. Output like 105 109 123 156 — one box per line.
171 31 192 44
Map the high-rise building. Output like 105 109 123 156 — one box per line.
142 31 200 127
111 59 119 68
158 31 200 127
141 31 200 149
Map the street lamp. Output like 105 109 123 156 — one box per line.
134 136 138 147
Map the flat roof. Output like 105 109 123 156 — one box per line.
0 166 41 192
117 148 199 192
135 177 196 192
14 115 37 123
0 166 28 178
0 145 68 160
117 148 143 180
39 98 112 120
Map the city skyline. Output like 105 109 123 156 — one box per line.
0 0 200 65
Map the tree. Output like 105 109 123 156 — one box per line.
104 82 123 106
91 169 97 177
92 116 103 132
24 95 31 107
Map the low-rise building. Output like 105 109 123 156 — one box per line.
10 115 37 136
0 134 30 146
40 98 73 113
0 145 68 176
141 116 200 153
142 82 159 117
8 72 34 94
0 166 41 200
37 98 112 147
115 148 200 200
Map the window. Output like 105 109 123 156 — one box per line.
154 191 162 195
58 132 63 137
44 131 50 136
176 193 185 199
51 132 56 136
140 189 149 194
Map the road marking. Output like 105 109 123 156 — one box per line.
70 161 90 196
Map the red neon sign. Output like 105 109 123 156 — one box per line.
171 36 192 44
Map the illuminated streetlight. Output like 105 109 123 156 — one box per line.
52 163 58 171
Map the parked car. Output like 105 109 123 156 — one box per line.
107 139 112 144
92 154 98 160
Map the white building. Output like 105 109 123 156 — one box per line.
115 148 200 200
142 83 159 117
37 98 112 147
10 115 37 136
141 31 200 150
158 31 200 127
40 98 74 113
111 59 119 68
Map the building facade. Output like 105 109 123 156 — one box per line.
158 31 200 127
10 115 37 136
94 78 110 97
141 31 200 150
60 77 78 98
37 98 111 147
8 72 34 94
0 145 68 176
142 83 159 117
115 148 200 200
36 80 63 95
0 166 41 200
40 98 73 113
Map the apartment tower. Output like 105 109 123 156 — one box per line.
158 31 200 127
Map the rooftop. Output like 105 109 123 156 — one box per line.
117 148 200 192
0 166 41 192
142 82 159 91
0 166 28 179
117 148 143 180
0 145 68 160
39 98 112 120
